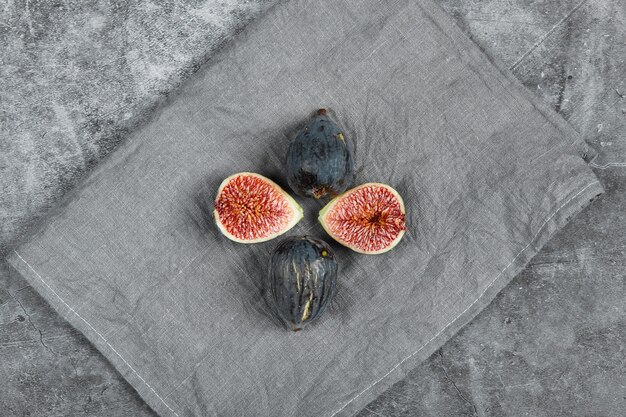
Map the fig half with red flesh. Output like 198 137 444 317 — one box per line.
214 172 303 243
319 183 407 254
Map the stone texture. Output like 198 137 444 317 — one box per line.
506 0 626 169
357 168 626 417
0 0 625 416
353 0 626 414
0 260 155 417
439 0 626 167
0 0 277 254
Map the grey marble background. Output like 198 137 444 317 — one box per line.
0 0 277 253
0 0 624 415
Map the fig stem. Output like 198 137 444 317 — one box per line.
317 108 327 116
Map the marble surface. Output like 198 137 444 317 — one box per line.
358 169 626 417
0 0 624 415
0 0 277 254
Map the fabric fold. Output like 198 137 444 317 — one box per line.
8 0 602 416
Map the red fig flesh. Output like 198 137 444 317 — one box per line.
214 172 303 243
319 183 406 254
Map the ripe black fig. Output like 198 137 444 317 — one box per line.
286 109 354 199
268 236 338 331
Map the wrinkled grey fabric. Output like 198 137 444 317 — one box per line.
8 0 603 416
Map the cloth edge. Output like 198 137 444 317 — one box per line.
417 0 596 163
7 181 603 417
332 179 604 417
4 0 606 415
0 0 289 258
7 252 181 417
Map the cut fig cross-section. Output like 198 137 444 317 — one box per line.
319 183 407 254
214 172 303 243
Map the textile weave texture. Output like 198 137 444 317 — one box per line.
8 0 603 415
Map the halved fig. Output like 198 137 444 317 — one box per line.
318 183 407 254
214 172 303 243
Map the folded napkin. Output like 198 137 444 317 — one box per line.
8 0 603 415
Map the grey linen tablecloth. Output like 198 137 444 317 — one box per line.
8 0 604 415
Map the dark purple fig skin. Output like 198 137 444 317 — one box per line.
268 236 338 331
286 109 354 199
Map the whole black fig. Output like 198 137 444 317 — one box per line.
286 109 354 199
268 236 338 331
